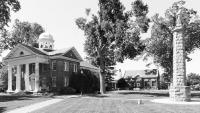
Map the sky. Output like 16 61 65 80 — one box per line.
1 0 200 75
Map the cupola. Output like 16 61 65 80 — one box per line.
38 32 54 50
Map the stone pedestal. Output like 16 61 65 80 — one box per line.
169 86 191 101
169 11 191 102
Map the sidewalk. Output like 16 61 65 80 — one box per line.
5 95 80 113
6 98 63 113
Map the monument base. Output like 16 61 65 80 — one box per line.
169 86 191 102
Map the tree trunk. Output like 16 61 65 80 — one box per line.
99 71 106 94
99 51 106 94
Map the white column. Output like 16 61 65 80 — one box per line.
7 65 13 92
25 63 30 91
15 65 21 92
34 62 39 92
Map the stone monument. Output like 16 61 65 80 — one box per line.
169 7 191 101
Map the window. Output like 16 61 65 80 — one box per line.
144 81 148 87
45 42 48 48
52 62 56 71
64 62 69 71
52 77 56 87
73 63 77 72
42 64 47 72
64 76 69 87
137 83 140 87
152 81 156 87
42 77 46 87
32 64 35 73
20 51 24 55
112 83 115 87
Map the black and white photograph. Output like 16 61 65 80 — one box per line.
1 0 200 113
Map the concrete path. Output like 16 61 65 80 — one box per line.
6 98 63 113
151 98 200 105
5 95 81 113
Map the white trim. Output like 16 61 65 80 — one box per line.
49 56 81 62
4 55 48 65
61 46 83 61
64 62 69 71
71 47 83 61
3 44 47 61
73 63 77 72
63 76 69 87
52 62 57 71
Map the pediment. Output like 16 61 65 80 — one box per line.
4 44 36 60
63 50 79 60
61 47 83 61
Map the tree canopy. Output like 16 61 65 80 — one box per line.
143 0 200 80
76 0 149 93
187 73 200 86
0 19 45 55
0 0 21 30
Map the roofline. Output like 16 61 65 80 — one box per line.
80 66 99 71
72 46 84 61
49 55 82 62
3 44 84 63
61 46 83 61
3 44 47 61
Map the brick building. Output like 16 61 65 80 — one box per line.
123 69 160 89
3 32 98 93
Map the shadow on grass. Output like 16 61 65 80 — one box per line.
0 94 54 102
83 94 109 98
118 91 169 97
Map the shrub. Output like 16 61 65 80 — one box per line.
59 86 76 94
117 78 128 88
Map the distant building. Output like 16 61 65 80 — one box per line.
123 69 160 89
110 69 123 89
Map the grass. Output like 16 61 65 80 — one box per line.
0 94 53 113
31 97 200 113
31 90 200 113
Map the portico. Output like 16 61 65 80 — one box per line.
3 44 48 93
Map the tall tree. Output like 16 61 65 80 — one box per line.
143 1 200 81
0 0 20 30
0 19 45 55
76 0 149 94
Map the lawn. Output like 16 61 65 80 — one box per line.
31 90 200 113
0 94 53 113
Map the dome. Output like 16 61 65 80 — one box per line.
38 32 55 50
39 32 54 42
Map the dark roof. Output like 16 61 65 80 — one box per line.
80 61 99 72
21 44 48 55
124 69 158 78
48 47 71 56
21 44 73 56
